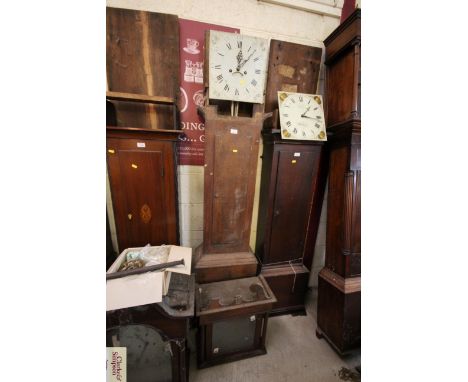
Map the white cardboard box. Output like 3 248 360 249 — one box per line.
106 245 192 311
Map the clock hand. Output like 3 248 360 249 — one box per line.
236 49 243 65
232 49 244 74
138 341 150 365
134 333 150 365
301 116 323 122
237 50 256 71
300 106 311 117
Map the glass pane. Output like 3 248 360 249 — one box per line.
211 316 257 356
107 325 172 382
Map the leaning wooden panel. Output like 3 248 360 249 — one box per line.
264 40 322 128
106 7 179 129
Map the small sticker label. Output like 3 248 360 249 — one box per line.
106 347 126 382
230 128 238 134
294 152 301 157
137 142 146 148
232 149 238 153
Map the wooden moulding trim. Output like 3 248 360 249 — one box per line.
261 263 309 277
324 9 360 65
265 129 327 146
319 268 360 294
326 118 361 139
258 0 342 19
195 252 258 268
106 91 175 105
106 126 183 140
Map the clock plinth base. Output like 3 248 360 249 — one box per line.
194 244 259 283
261 263 310 317
317 269 361 355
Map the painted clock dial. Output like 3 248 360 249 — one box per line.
107 325 172 381
278 92 327 141
209 30 269 103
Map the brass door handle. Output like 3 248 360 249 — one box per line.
128 213 133 220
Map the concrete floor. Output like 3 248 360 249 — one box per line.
188 288 361 382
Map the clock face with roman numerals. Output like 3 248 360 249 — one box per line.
208 30 269 103
278 92 327 141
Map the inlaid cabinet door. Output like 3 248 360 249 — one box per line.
266 145 320 263
107 138 177 250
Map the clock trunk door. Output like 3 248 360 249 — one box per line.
210 132 254 248
267 148 318 263
107 139 171 250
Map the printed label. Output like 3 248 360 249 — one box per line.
294 152 301 157
106 347 126 382
230 128 238 134
137 142 146 148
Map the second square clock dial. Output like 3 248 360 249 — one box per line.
278 92 327 141
209 30 269 104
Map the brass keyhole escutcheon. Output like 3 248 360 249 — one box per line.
128 213 133 220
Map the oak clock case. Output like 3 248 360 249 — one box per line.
194 31 270 284
208 30 269 103
193 105 266 283
278 92 327 141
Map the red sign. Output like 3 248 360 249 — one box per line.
340 0 357 23
177 19 239 166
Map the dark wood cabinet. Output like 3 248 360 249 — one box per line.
316 9 361 355
195 276 276 368
194 105 265 283
255 134 328 315
106 127 182 251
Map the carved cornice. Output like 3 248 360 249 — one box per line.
324 8 360 65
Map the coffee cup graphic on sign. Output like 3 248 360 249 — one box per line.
184 38 200 54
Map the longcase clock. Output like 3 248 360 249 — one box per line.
194 31 270 283
255 39 327 316
316 9 361 355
